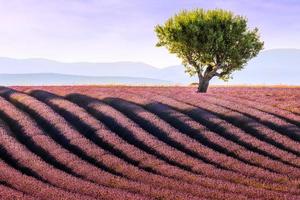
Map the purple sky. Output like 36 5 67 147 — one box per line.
0 0 299 67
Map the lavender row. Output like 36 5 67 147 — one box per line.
209 93 300 128
28 90 234 200
88 90 300 193
0 184 38 200
0 100 152 200
0 93 153 200
152 88 300 166
124 88 300 189
64 93 290 199
127 89 300 176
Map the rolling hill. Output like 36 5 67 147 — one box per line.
0 86 299 199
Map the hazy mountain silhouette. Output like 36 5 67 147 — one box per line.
0 49 299 85
0 73 173 86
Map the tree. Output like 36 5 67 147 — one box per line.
155 9 264 92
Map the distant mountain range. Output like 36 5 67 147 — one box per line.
0 74 173 86
0 49 299 85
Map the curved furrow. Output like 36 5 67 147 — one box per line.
154 89 300 157
145 88 300 167
26 90 235 200
208 93 300 128
0 142 95 200
30 91 171 172
115 90 300 176
155 88 300 156
86 92 300 192
0 160 95 200
0 93 183 200
98 101 233 172
174 90 300 143
0 98 151 200
0 142 46 183
209 87 300 115
68 94 300 198
60 96 230 171
0 110 79 178
105 95 298 186
0 183 38 200
101 92 300 177
0 89 206 200
172 87 300 128
206 95 300 141
65 93 296 199
27 92 252 200
133 88 299 168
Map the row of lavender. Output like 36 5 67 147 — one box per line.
208 87 300 115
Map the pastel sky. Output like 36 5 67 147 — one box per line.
0 0 299 67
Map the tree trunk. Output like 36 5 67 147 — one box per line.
197 76 210 93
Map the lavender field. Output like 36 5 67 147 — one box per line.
0 86 299 199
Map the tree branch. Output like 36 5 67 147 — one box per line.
186 53 203 79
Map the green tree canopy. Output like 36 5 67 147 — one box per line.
155 9 264 92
